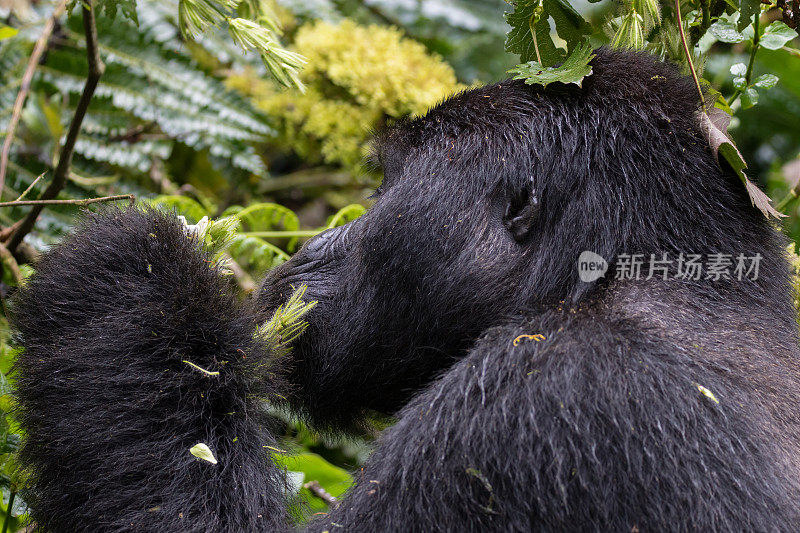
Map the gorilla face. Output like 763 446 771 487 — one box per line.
259 120 539 426
258 50 767 428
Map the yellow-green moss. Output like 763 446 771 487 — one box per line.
231 19 462 171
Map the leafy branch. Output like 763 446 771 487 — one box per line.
0 194 134 208
7 0 106 254
729 14 762 106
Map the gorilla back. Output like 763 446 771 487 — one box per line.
14 49 800 531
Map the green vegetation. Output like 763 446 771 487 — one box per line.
0 0 798 528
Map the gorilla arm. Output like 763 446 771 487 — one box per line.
310 310 796 532
13 207 290 533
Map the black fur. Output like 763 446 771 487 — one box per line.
13 208 288 532
13 49 800 531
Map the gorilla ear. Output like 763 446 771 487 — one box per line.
503 185 540 242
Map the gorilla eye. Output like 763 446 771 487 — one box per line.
503 186 540 243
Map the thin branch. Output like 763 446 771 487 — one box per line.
0 0 68 200
260 169 351 193
14 172 46 202
7 0 105 254
224 253 256 294
675 0 706 108
1 489 16 533
244 230 321 239
0 220 23 242
0 243 23 286
303 481 339 508
0 194 134 208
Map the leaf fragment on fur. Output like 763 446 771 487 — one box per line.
513 333 546 346
508 42 595 88
695 384 720 404
182 360 220 377
698 109 784 219
189 443 218 464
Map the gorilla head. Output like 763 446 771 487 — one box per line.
259 49 786 429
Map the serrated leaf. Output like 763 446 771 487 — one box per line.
737 0 760 32
753 74 778 90
504 0 565 65
708 19 747 43
699 109 784 219
189 443 218 464
509 42 594 88
759 21 797 50
96 0 139 25
741 87 759 108
732 77 747 90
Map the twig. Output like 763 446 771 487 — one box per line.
0 0 68 200
0 220 22 242
260 169 350 193
303 481 339 508
224 254 256 294
1 489 16 533
245 230 321 239
0 243 23 286
7 0 106 254
14 172 46 202
0 194 134 208
674 0 706 108
729 14 761 106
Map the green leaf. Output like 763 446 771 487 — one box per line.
542 0 591 51
698 109 783 219
0 26 19 41
508 42 595 88
504 0 565 65
273 452 354 513
189 443 218 464
730 62 747 76
753 74 778 90
233 203 300 233
233 202 300 250
732 77 747 90
759 21 798 51
708 20 747 43
225 234 289 273
611 11 645 50
327 204 366 229
96 0 139 25
741 87 759 108
737 0 760 32
150 196 210 224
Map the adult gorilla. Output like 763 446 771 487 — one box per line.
13 49 800 532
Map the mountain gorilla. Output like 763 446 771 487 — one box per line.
12 49 800 532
